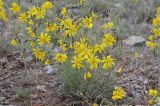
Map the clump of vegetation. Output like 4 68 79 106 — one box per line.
16 88 31 98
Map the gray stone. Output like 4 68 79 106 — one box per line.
134 84 143 90
0 97 6 102
53 46 60 53
0 57 7 64
123 36 146 46
43 65 57 74
3 100 9 105
138 75 148 84
36 85 46 92
72 8 79 14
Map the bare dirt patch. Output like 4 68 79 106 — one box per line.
0 52 72 106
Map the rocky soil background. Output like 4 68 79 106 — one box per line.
0 43 160 106
0 0 160 106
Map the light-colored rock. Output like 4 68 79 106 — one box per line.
0 57 7 62
0 97 6 102
43 65 57 74
53 46 60 53
123 36 146 46
134 84 143 90
36 85 46 92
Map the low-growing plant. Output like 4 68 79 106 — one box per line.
16 88 31 98
58 60 116 99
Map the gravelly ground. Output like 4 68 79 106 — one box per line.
0 52 72 106
0 44 160 105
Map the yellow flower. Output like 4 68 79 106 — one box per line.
87 55 100 69
91 11 98 20
44 59 49 65
83 73 87 80
117 67 123 73
69 43 73 49
73 42 87 54
148 89 158 97
83 71 91 80
26 27 35 37
33 48 45 61
99 22 113 30
27 6 37 18
58 39 67 51
92 44 105 54
79 48 91 59
63 23 79 37
60 17 72 29
29 41 35 47
112 86 125 100
61 7 67 15
152 17 160 26
55 53 67 63
102 55 115 69
10 2 20 13
148 35 154 41
28 19 33 25
87 71 91 78
102 33 116 47
148 99 154 105
45 23 58 32
34 7 46 19
152 28 160 36
146 41 157 49
18 12 27 23
10 39 17 46
82 16 93 29
41 1 53 10
80 37 88 43
71 55 83 69
0 8 7 21
79 0 86 5
37 33 51 46
0 0 3 7
93 102 97 106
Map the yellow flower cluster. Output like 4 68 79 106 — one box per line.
6 0 123 102
148 89 159 105
9 1 54 64
0 0 7 21
8 0 117 80
99 22 114 30
4 0 160 104
146 6 160 49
